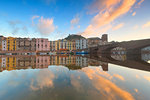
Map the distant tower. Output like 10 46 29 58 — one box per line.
102 34 108 42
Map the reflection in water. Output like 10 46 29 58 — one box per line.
0 55 108 72
0 54 150 100
141 53 150 63
111 54 127 61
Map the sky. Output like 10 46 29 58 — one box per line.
0 0 150 41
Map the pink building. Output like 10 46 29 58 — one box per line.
36 38 50 51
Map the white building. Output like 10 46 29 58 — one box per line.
2 40 7 51
75 39 87 50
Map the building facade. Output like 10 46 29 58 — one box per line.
50 41 57 51
6 37 16 51
36 38 50 51
87 34 108 47
75 39 87 50
16 38 36 51
54 39 76 51
59 39 67 50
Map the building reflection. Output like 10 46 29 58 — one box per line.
1 57 16 71
0 55 107 72
1 52 150 72
16 56 36 69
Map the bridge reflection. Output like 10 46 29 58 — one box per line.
89 53 150 72
0 53 150 72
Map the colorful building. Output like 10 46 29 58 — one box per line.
16 38 36 51
56 39 76 51
59 39 67 50
36 38 50 51
6 37 16 51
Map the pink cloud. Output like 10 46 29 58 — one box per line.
142 21 150 28
112 23 124 31
32 16 56 35
81 0 136 37
135 0 144 8
132 12 136 16
70 16 80 29
32 15 39 24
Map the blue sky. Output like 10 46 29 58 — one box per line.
0 0 150 41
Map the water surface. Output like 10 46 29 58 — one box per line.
0 55 150 100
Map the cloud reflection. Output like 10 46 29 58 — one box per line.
144 76 150 82
82 67 134 100
113 74 125 81
30 69 55 91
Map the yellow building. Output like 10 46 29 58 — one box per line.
6 57 16 71
58 40 61 50
67 41 71 51
67 41 75 51
55 40 59 51
6 37 16 51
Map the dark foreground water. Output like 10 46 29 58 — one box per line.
0 54 150 100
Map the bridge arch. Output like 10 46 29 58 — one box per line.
141 46 150 53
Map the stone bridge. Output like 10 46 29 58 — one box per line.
90 38 150 56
